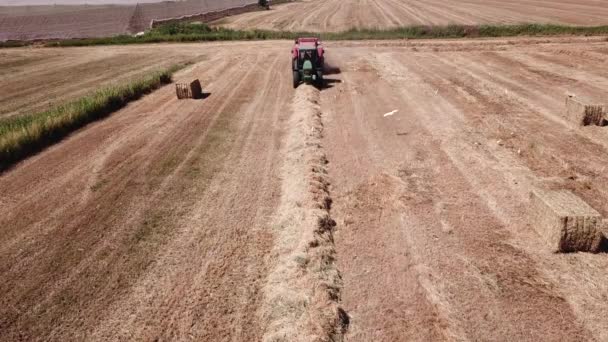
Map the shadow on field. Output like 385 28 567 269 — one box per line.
315 62 342 90
324 65 342 75
314 78 341 90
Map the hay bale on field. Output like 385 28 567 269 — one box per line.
565 95 606 126
176 83 190 99
530 189 605 253
176 79 203 99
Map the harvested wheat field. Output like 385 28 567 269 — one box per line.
2 36 608 341
0 0 256 41
0 46 199 118
216 0 608 32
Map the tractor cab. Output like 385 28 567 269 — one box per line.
292 37 325 88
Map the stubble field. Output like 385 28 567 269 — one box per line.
2 35 608 340
216 0 608 31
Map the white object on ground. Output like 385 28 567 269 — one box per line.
383 110 398 117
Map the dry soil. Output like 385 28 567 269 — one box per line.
2 37 608 341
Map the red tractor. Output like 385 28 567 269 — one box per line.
292 37 325 88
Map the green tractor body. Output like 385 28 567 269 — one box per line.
301 60 315 82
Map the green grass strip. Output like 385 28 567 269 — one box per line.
2 23 607 48
0 63 190 171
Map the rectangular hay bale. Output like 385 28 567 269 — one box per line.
190 79 203 99
176 83 191 99
176 79 203 100
565 95 606 126
530 189 604 253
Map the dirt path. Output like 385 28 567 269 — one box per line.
216 0 608 32
2 37 608 340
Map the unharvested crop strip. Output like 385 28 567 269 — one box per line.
261 86 347 341
3 23 608 48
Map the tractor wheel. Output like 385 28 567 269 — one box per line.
293 71 300 88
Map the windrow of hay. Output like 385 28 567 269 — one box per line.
260 86 347 342
0 62 190 171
